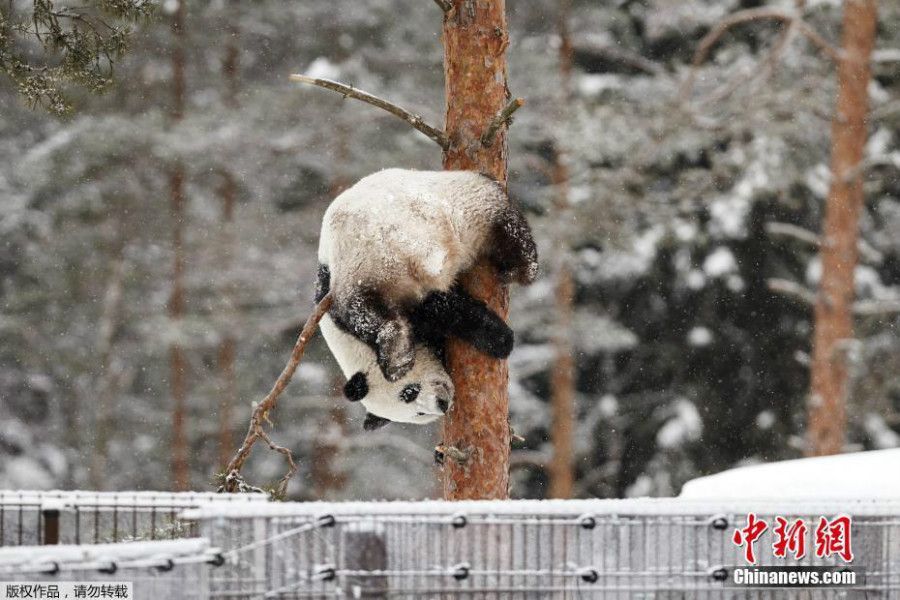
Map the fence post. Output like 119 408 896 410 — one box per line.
42 509 60 545
341 522 387 599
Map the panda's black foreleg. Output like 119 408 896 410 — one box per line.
332 288 416 382
411 287 514 359
489 205 539 286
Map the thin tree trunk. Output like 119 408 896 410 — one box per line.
216 21 239 471
91 245 126 491
549 265 576 498
441 0 513 500
169 0 189 491
547 0 576 500
216 333 236 469
311 405 348 499
807 0 877 457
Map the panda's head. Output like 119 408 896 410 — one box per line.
343 345 454 429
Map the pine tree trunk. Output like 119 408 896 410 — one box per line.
808 0 877 457
216 333 236 469
169 0 189 491
547 0 576 500
549 265 576 498
216 23 239 471
441 0 512 500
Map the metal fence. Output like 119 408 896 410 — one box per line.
0 538 218 600
184 498 900 599
0 490 269 546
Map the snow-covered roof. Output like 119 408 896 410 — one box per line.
680 449 900 500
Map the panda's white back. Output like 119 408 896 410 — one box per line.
318 169 505 304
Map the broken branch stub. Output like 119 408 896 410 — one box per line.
481 98 525 147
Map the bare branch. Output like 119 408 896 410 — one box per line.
796 21 840 62
679 7 837 104
768 278 816 306
697 18 798 107
480 97 525 147
680 8 794 102
572 39 667 77
220 293 333 495
289 75 450 149
432 0 452 12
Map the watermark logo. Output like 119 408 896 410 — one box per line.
1 582 132 599
732 513 853 564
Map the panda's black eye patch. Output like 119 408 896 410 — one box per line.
400 384 421 403
343 372 368 402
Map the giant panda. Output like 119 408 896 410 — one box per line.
315 168 538 429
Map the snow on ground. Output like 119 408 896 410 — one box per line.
680 448 900 500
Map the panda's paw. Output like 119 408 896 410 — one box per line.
491 208 539 286
473 316 514 359
499 260 538 286
376 321 416 382
379 351 415 382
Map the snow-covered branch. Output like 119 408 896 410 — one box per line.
852 299 900 317
289 75 450 149
765 222 821 247
766 221 883 264
767 278 816 307
769 279 900 317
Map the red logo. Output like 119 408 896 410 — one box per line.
732 513 768 564
814 515 853 562
732 514 853 564
772 517 808 559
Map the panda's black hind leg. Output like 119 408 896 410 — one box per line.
489 204 539 285
411 286 514 359
331 289 416 382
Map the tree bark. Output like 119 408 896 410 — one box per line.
808 0 877 457
547 0 576 500
441 0 512 500
169 0 189 491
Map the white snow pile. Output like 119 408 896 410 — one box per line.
680 448 900 500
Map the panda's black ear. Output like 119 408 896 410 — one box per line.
343 372 368 402
363 412 391 431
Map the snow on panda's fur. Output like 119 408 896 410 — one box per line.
315 168 538 428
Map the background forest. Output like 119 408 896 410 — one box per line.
1 0 899 499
